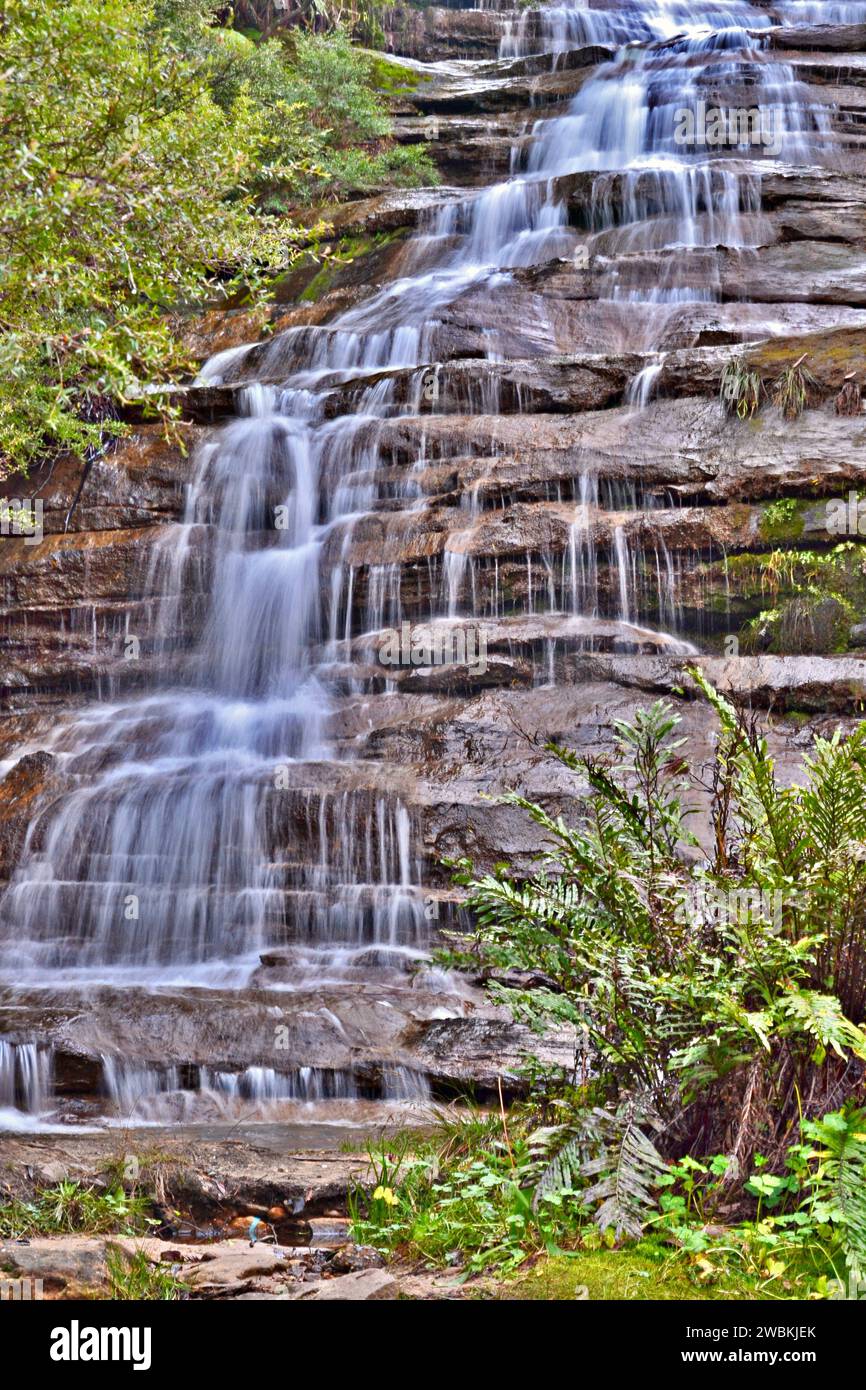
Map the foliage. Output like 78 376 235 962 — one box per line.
105 1244 188 1300
107 1251 187 1301
0 2 434 477
759 497 804 544
535 1100 670 1241
156 14 437 207
720 354 826 423
445 679 866 1278
720 359 763 419
348 1110 592 1276
0 1181 153 1238
0 0 295 476
728 542 866 655
799 1107 866 1281
346 1107 852 1296
771 356 820 420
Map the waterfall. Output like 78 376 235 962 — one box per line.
0 1041 53 1116
0 0 847 1124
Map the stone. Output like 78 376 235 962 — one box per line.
295 1268 398 1301
329 1244 386 1274
0 1237 108 1297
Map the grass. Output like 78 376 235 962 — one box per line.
771 356 820 420
501 1246 774 1301
105 1245 188 1301
720 359 763 419
0 1182 153 1240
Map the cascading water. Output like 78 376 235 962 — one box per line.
0 0 850 1126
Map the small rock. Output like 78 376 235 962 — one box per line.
329 1244 385 1274
0 1237 108 1295
296 1269 397 1301
226 1216 257 1233
35 1162 70 1186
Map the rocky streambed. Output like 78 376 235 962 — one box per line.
3 1 866 1289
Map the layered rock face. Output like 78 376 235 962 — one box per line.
2 0 866 1130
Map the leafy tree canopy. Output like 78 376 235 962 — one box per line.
0 0 434 476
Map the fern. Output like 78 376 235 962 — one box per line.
780 990 866 1063
532 1130 586 1212
804 1108 866 1281
532 1100 668 1241
801 726 866 859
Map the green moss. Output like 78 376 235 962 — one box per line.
501 1246 771 1301
369 56 423 96
759 498 806 544
297 229 404 303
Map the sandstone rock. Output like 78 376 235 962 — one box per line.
0 751 57 880
295 1268 397 1300
0 1237 107 1297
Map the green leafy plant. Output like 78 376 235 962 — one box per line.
460 677 866 1235
106 1244 188 1300
0 1182 153 1239
0 3 434 478
533 1099 669 1241
800 1107 866 1281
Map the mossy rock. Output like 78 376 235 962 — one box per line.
274 229 408 306
743 593 853 654
747 326 866 392
369 56 424 97
759 498 806 544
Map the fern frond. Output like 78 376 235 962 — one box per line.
807 1108 866 1281
579 1100 668 1241
780 990 866 1062
801 725 866 857
532 1133 586 1213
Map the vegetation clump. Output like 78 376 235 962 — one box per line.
771 354 820 420
350 684 866 1298
0 0 434 478
0 1180 153 1239
720 352 827 423
719 358 763 419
